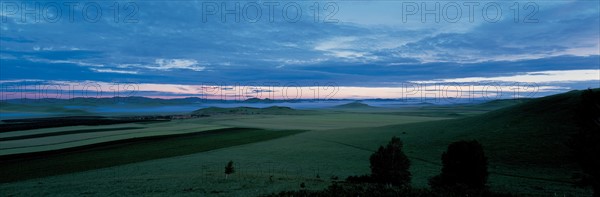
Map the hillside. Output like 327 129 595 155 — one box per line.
192 106 301 116
383 89 593 169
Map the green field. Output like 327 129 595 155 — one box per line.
0 91 596 196
0 128 305 183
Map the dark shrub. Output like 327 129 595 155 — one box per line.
370 136 411 186
430 140 488 194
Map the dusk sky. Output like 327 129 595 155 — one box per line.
0 1 598 99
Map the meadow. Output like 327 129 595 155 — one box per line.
0 91 595 196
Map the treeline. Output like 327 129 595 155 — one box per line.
267 137 512 197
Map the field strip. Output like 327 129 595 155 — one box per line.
0 128 306 183
308 137 576 184
0 125 228 155
0 120 180 138
0 127 146 141
0 118 168 133
0 125 224 150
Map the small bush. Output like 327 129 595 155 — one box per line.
224 160 234 179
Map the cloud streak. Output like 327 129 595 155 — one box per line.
412 70 600 84
151 59 205 71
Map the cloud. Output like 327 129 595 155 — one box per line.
27 58 104 67
1 1 598 97
32 46 55 51
411 69 600 84
313 35 404 61
150 59 205 71
90 68 138 75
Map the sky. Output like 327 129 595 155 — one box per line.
0 0 599 100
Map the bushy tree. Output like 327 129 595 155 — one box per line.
430 140 488 193
369 136 411 186
224 160 235 179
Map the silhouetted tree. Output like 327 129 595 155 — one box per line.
430 140 488 194
369 136 411 186
224 160 235 179
571 89 600 196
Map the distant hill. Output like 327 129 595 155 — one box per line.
333 101 377 109
243 98 276 103
2 97 313 106
192 106 301 116
2 97 205 106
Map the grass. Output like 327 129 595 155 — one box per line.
203 113 447 130
0 90 595 196
0 116 168 132
0 128 305 183
0 121 229 155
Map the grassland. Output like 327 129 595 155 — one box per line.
0 128 304 183
0 120 228 155
192 106 305 115
0 91 595 196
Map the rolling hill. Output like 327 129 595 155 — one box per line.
379 89 594 171
192 106 303 116
333 101 376 109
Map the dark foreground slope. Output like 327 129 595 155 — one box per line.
270 89 597 196
398 90 586 167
